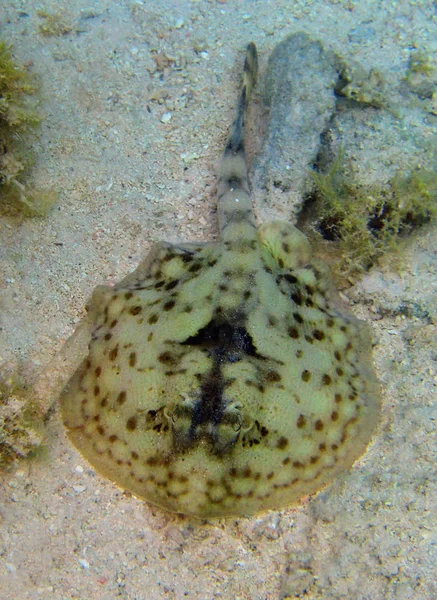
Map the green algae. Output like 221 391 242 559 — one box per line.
403 49 437 113
0 372 45 469
304 154 437 282
37 10 74 37
0 41 57 216
334 61 386 109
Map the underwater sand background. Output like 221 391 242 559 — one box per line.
0 0 436 598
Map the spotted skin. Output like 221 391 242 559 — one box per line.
61 43 380 518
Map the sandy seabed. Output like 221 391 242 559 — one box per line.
0 1 436 598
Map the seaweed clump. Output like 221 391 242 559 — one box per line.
37 10 74 37
404 50 436 100
302 155 437 282
334 61 386 109
0 372 45 469
0 41 56 216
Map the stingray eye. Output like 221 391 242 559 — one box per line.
165 403 196 452
233 415 242 432
212 414 242 453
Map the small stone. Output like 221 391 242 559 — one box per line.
78 558 90 569
73 485 87 493
160 112 172 124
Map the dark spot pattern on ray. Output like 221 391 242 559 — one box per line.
60 42 379 518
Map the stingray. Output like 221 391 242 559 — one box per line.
61 43 380 518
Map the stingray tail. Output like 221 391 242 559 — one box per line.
217 42 258 237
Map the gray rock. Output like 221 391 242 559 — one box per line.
250 31 437 235
250 32 338 221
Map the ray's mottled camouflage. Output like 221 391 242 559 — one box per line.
61 43 380 518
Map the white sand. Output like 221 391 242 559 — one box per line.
1 1 436 598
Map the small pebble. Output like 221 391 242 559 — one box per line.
73 485 87 493
160 112 172 124
78 558 90 569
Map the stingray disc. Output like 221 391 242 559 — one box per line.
61 224 380 518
